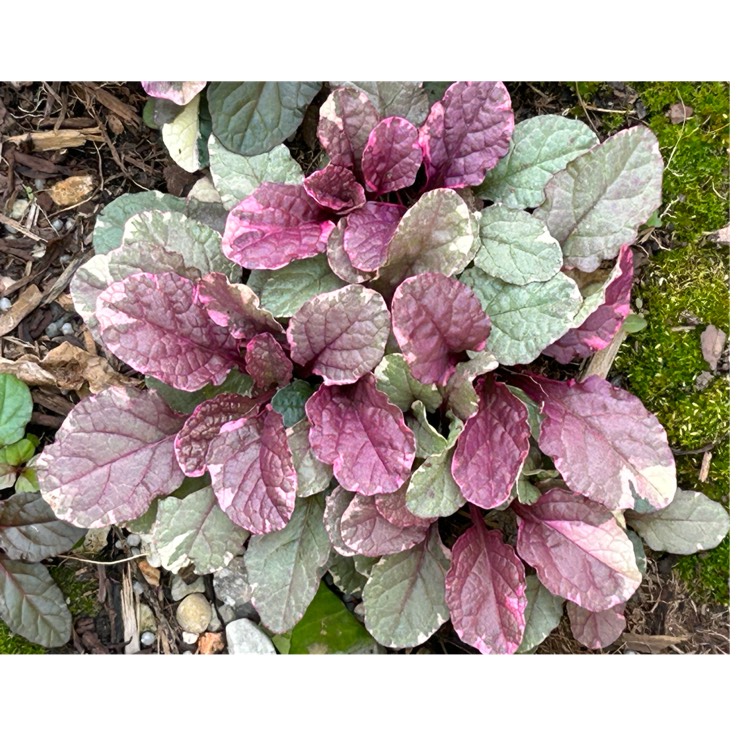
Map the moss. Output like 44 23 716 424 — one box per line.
612 81 730 603
0 621 46 654
49 561 100 618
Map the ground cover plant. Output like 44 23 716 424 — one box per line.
28 81 729 653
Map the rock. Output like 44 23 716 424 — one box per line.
175 593 212 634
126 533 141 548
207 605 222 633
170 574 205 602
213 557 259 620
140 631 156 647
182 631 199 645
138 603 157 634
225 619 277 654
218 604 237 624
695 371 714 391
668 102 693 124
80 526 111 555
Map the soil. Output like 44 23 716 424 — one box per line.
0 81 729 655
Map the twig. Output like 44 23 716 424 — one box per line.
57 552 147 566
0 213 44 242
574 82 598 133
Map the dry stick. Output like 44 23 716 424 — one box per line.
57 552 148 566
581 326 627 381
0 213 44 242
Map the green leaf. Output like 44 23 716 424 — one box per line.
622 313 648 333
475 205 562 285
626 489 729 555
244 495 331 633
122 210 239 281
125 498 159 535
407 401 448 458
441 351 498 421
145 370 254 415
327 552 368 596
286 419 333 497
461 266 582 365
0 559 71 648
161 95 207 173
152 486 249 575
93 190 186 255
0 374 33 447
517 574 564 653
478 115 598 209
362 525 450 648
247 255 345 319
207 82 321 156
208 135 303 210
373 353 442 412
506 385 542 442
534 126 664 272
271 380 315 427
626 529 647 576
346 81 429 125
514 476 542 505
405 447 465 519
0 437 36 467
286 582 378 654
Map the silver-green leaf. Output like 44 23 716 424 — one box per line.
374 354 442 412
161 95 206 173
517 574 564 653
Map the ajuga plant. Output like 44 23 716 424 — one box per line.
35 81 729 653
0 373 84 647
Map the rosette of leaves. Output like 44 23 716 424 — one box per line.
0 374 84 647
38 82 729 654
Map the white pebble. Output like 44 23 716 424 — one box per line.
182 631 199 645
132 581 145 596
60 322 74 336
114 539 123 550
59 253 71 264
51 218 64 232
64 218 75 232
127 533 141 547
0 297 11 312
34 179 45 191
45 323 59 337
140 631 156 646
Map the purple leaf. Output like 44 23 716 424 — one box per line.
303 164 366 214
361 117 423 194
326 223 375 283
340 493 427 556
516 374 676 511
375 485 434 529
567 601 626 649
245 332 293 390
142 81 207 106
318 86 380 175
515 489 642 612
96 272 242 391
288 285 390 385
206 407 297 534
451 378 530 509
544 246 634 363
174 393 256 477
392 273 490 386
419 81 514 189
195 272 283 342
323 485 357 556
306 374 416 495
223 183 335 270
445 516 527 654
37 387 186 528
338 202 405 273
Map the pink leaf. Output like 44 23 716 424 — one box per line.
362 117 423 194
567 601 626 649
141 81 207 106
451 378 530 509
326 223 375 283
96 272 241 391
303 164 366 214
515 374 676 511
207 407 296 534
419 81 514 189
222 183 335 270
305 374 416 495
338 201 405 273
340 493 427 556
245 332 293 390
375 485 434 529
392 273 490 385
37 387 186 528
288 285 390 385
515 489 642 612
174 393 256 477
318 86 380 175
545 246 634 363
446 518 527 654
195 272 283 342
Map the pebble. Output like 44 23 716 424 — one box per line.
207 605 222 633
34 179 45 191
213 557 259 620
132 581 145 596
218 604 237 624
60 322 74 336
353 603 365 622
59 253 71 264
45 322 60 338
225 619 277 654
170 574 205 602
126 533 141 548
182 631 199 645
0 297 11 312
140 631 156 647
175 593 212 634
138 603 156 633
51 218 64 232
64 218 75 232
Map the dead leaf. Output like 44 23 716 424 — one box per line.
197 632 225 655
668 103 693 124
0 284 43 336
699 451 712 483
704 224 730 245
620 633 688 654
0 357 56 387
695 371 714 392
700 324 727 370
46 175 95 208
138 559 161 587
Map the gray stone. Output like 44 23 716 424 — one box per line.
182 631 199 645
170 574 206 602
225 619 277 654
213 557 259 620
175 593 212 634
218 604 237 624
81 526 111 555
207 605 222 633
